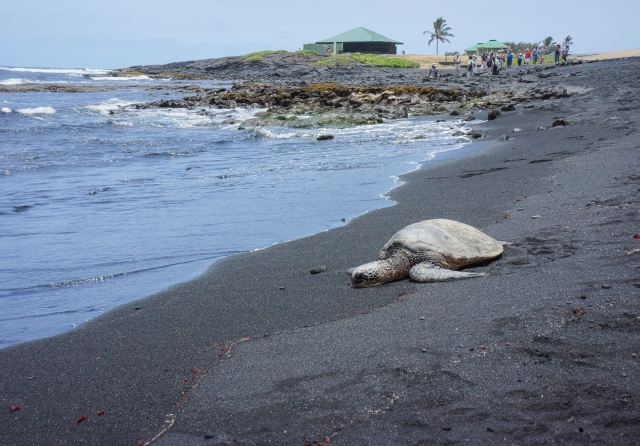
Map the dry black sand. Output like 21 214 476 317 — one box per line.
1 58 639 445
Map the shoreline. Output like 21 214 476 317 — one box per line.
1 57 639 445
0 111 475 349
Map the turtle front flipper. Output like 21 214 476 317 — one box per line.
409 262 489 283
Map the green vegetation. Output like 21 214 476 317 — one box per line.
314 53 419 68
295 49 317 57
243 50 288 62
539 55 573 64
351 53 419 68
314 55 356 67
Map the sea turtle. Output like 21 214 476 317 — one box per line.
349 219 504 288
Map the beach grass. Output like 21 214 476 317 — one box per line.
243 50 289 62
350 53 420 68
295 50 317 57
314 55 356 67
314 53 420 68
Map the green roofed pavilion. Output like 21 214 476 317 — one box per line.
465 40 508 56
303 27 403 55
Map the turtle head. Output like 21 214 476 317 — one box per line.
348 261 385 288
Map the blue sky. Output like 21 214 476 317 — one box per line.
1 0 637 69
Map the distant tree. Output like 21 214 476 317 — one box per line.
542 36 555 53
424 17 454 55
563 35 574 48
503 41 539 52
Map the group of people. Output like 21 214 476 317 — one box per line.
448 44 570 77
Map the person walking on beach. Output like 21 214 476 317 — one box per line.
481 52 488 73
486 52 493 75
517 50 523 66
467 55 475 77
491 54 500 75
507 49 513 68
524 48 531 65
453 52 461 74
562 45 569 63
532 47 539 65
555 44 561 64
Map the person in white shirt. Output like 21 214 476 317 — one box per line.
467 56 476 77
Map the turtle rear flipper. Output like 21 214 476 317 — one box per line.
409 262 489 283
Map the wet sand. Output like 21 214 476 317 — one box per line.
1 58 639 445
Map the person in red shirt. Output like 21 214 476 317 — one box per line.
524 49 532 65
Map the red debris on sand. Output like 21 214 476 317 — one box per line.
182 378 188 383
11 405 20 411
633 234 640 239
96 409 105 416
137 440 145 446
190 368 202 374
303 438 332 446
75 414 88 424
398 291 410 297
173 402 179 407
573 307 584 317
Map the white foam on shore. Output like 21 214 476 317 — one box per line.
91 75 151 81
16 107 56 115
1 107 11 113
0 67 109 75
85 98 136 115
0 78 38 85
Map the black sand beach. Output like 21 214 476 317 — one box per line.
1 58 640 445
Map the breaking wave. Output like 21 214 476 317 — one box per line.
16 107 56 115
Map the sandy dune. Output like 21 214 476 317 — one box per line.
580 48 640 60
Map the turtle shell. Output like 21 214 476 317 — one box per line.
378 219 503 269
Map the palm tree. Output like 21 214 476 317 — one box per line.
563 35 574 48
542 36 554 53
424 17 454 55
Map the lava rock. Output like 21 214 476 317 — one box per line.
317 134 334 141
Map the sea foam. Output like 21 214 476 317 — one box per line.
16 107 56 115
1 107 11 113
85 98 136 114
0 78 30 85
91 75 151 81
0 67 109 75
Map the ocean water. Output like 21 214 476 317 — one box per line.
0 67 472 348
